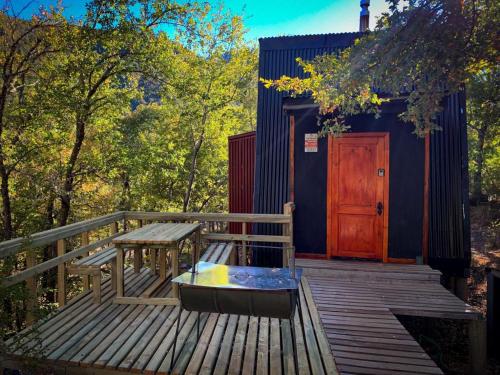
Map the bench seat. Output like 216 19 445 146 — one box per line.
74 246 117 267
68 246 118 304
200 242 235 265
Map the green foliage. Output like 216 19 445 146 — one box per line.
262 0 499 137
467 68 500 198
0 0 256 338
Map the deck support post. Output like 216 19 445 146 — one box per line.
150 249 157 275
283 202 295 267
133 220 143 273
57 239 66 307
469 318 487 375
25 250 37 325
111 258 117 291
81 231 90 290
241 222 247 266
92 271 101 304
133 249 142 273
116 246 124 297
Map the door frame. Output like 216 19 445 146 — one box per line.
326 132 390 262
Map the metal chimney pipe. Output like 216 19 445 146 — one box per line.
359 0 370 32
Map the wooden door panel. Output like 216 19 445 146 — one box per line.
328 133 389 260
338 143 378 211
338 214 377 256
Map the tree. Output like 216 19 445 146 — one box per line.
100 7 258 214
467 68 499 201
47 0 195 226
262 0 499 137
158 5 257 212
0 5 63 240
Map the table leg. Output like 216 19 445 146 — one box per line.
116 246 124 298
111 258 117 290
192 230 200 274
134 247 142 273
172 246 179 298
150 249 157 275
159 248 167 280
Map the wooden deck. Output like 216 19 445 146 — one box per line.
297 259 482 375
4 259 482 375
4 267 336 375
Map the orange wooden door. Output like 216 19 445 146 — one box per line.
328 133 389 260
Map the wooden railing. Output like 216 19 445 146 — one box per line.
0 203 294 324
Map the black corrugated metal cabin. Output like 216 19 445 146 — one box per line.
247 32 470 278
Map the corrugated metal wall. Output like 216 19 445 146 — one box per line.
228 132 256 234
253 33 360 266
252 33 471 274
429 90 471 276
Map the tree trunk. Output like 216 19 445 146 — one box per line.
120 173 132 211
42 195 56 303
471 128 486 203
0 166 13 240
59 116 86 226
183 137 203 212
0 87 14 240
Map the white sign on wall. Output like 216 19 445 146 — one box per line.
304 133 318 152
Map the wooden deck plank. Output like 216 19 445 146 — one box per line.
293 306 311 375
185 313 219 374
281 318 295 375
8 258 481 375
227 315 249 375
129 306 182 373
82 305 149 367
142 309 194 374
241 316 259 375
47 273 157 359
212 314 239 375
256 317 269 375
301 260 445 375
269 318 282 375
16 268 147 356
301 279 339 375
118 306 176 371
199 314 229 375
217 243 234 265
333 350 437 366
105 305 167 369
163 312 210 375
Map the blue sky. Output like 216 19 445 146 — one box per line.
5 0 388 41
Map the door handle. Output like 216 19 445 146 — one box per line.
377 202 384 215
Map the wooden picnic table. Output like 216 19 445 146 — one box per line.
112 222 201 305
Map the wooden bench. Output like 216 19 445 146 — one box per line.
67 246 117 304
200 242 235 265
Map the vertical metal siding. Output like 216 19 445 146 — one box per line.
228 132 256 234
253 33 470 274
429 90 471 275
253 33 360 266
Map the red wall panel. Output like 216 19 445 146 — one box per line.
228 131 256 234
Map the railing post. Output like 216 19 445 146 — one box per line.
241 222 247 266
469 318 487 375
111 221 119 235
81 232 90 290
283 202 295 267
134 220 143 273
57 239 66 307
26 249 37 325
